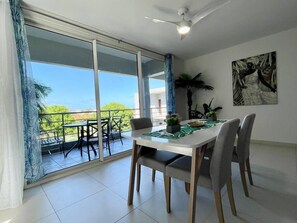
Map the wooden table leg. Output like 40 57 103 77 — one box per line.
128 141 138 205
188 144 207 223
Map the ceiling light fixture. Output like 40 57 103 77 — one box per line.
177 23 191 35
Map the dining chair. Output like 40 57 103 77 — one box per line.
130 117 181 192
232 113 256 197
165 119 240 223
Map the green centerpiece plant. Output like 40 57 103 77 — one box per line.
206 111 217 121
165 113 181 134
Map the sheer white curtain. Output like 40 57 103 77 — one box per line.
0 0 25 210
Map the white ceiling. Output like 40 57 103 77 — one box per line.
23 0 297 60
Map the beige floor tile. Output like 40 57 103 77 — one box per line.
0 187 54 223
138 185 214 223
57 189 133 223
221 177 297 223
42 172 106 211
116 209 158 223
109 174 164 207
35 213 61 223
85 162 131 187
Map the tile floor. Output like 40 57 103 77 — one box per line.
42 138 133 174
1 143 297 223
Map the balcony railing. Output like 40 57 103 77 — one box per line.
39 107 167 154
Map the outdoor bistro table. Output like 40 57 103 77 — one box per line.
122 119 225 223
62 121 94 158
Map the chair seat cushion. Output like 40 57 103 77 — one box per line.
166 156 212 188
138 150 181 172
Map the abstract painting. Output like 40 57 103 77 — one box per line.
232 51 277 106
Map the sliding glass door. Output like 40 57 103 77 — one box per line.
96 44 138 157
141 56 166 126
26 25 167 174
26 26 96 173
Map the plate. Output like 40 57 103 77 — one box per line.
188 121 205 127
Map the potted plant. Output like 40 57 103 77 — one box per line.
206 111 217 121
165 113 181 133
175 73 213 119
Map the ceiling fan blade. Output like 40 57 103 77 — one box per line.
145 16 178 25
191 0 230 25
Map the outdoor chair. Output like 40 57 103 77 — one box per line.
110 115 123 145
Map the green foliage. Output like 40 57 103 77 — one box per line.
175 73 214 91
40 105 75 136
165 114 180 126
202 98 223 115
101 102 133 130
34 80 52 113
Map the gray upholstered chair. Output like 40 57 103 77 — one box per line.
130 118 181 192
232 113 256 197
165 119 240 223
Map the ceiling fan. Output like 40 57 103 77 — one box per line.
145 0 230 40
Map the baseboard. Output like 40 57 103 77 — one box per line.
251 139 297 148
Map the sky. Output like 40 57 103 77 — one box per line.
32 62 165 111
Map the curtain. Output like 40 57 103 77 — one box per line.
0 0 25 210
164 54 176 114
9 0 44 183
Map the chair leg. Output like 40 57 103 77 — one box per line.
246 158 254 185
185 182 190 194
164 175 171 213
226 177 237 216
136 164 141 192
239 162 249 197
152 169 156 182
214 191 225 223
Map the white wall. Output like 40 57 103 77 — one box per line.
183 28 297 144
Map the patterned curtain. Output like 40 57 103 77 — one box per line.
164 54 176 114
9 0 44 183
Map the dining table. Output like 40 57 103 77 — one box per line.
122 119 225 223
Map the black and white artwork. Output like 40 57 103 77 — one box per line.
232 51 277 106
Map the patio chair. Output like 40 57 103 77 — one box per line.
130 118 181 192
82 118 111 160
165 119 240 223
110 115 123 145
40 129 63 154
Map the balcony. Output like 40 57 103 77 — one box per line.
40 107 167 174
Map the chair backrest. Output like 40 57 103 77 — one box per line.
210 119 240 191
130 117 152 130
111 116 123 132
236 113 256 163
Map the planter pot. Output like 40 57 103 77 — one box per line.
166 124 181 134
207 116 217 121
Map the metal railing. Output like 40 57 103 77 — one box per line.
39 107 167 149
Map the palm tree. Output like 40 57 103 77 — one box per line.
34 80 51 113
175 73 213 118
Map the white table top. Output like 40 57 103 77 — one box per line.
122 120 224 156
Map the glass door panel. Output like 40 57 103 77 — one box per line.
26 25 97 173
141 56 166 126
96 44 138 156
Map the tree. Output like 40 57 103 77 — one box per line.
101 102 133 130
40 105 75 136
34 80 52 113
175 73 213 119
